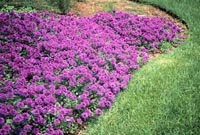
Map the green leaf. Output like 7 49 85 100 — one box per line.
6 119 12 124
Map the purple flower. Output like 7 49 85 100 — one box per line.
70 95 77 101
112 87 120 94
105 92 115 102
54 129 63 135
32 128 39 134
76 118 83 125
24 98 34 107
58 113 65 120
79 94 88 101
81 112 89 120
9 109 18 116
94 108 102 116
54 119 60 126
16 101 25 109
13 114 24 124
75 104 82 110
0 117 5 125
0 108 9 116
89 84 98 92
23 124 32 131
80 102 87 108
142 55 149 64
109 82 117 88
36 115 46 125
44 95 56 104
105 101 112 109
98 100 105 108
81 109 91 120
70 117 75 123
97 91 104 96
22 113 30 120
0 93 7 101
2 124 11 133
31 109 40 116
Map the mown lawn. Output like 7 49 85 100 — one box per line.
84 0 200 134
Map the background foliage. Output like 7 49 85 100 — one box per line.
0 0 84 14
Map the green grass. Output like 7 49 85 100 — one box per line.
103 2 114 13
84 0 200 135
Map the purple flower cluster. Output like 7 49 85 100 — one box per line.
0 11 181 134
92 12 182 51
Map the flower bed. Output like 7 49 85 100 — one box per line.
0 11 182 135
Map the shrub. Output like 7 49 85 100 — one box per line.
0 0 86 14
0 5 36 13
57 0 71 14
0 11 182 134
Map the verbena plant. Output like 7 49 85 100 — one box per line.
0 11 183 134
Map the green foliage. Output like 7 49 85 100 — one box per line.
58 0 71 14
159 41 172 53
0 0 85 14
0 0 35 13
103 2 114 13
0 5 14 12
0 0 34 8
0 4 35 13
45 0 85 14
76 0 86 2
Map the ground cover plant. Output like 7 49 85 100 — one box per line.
0 10 183 134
